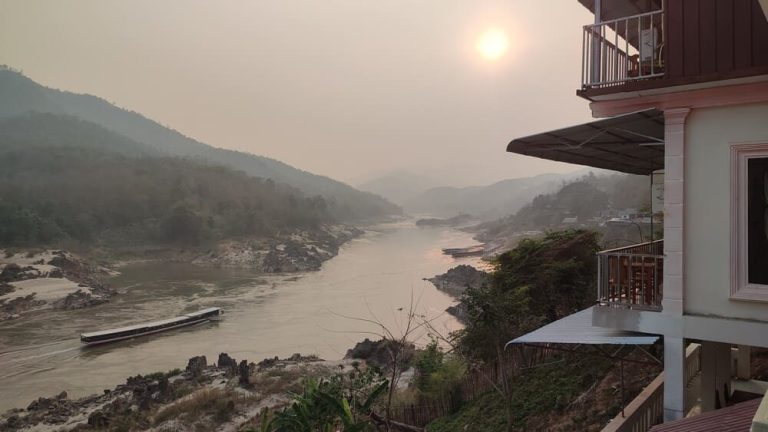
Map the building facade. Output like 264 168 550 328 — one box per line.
507 0 768 428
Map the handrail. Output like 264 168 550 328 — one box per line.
582 8 665 89
602 374 664 432
597 240 664 311
587 8 664 28
601 343 701 432
599 240 663 255
685 343 702 386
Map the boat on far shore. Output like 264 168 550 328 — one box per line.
80 307 222 346
442 245 485 258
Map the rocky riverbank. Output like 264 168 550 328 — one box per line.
425 264 488 323
0 225 362 322
0 250 116 321
424 264 488 297
0 352 354 432
187 225 363 272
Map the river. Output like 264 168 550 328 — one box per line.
0 221 481 412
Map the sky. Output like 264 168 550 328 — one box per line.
0 1 594 187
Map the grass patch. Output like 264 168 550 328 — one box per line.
145 368 183 382
426 355 614 432
251 365 334 396
152 387 259 428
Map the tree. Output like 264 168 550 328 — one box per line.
161 203 205 244
257 367 388 432
423 230 601 432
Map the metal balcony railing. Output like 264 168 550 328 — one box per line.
597 240 664 311
582 9 665 89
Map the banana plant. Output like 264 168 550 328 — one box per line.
256 376 389 432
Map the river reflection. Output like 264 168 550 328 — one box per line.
0 221 480 411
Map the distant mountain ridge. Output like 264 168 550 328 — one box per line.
0 66 400 222
403 171 591 221
357 170 440 206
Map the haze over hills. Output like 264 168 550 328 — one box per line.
398 170 594 220
0 66 400 222
356 170 441 207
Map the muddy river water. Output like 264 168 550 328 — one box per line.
0 221 480 411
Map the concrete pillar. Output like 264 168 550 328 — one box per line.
664 337 687 421
736 345 752 380
701 341 733 411
717 343 732 407
662 108 690 316
661 108 690 423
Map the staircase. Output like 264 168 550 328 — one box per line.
601 344 702 432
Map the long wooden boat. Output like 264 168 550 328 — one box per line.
80 307 222 346
442 245 485 258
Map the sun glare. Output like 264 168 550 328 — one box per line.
476 28 509 61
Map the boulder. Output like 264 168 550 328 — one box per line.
217 352 237 371
87 410 110 428
345 338 415 371
446 302 469 323
185 356 207 377
426 264 488 296
238 360 251 386
257 356 279 369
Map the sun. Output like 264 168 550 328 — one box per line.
476 28 509 61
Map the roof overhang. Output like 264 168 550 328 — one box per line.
506 306 659 347
761 0 768 21
578 0 663 21
506 109 664 176
649 397 763 432
577 0 664 49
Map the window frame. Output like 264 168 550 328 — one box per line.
730 141 768 302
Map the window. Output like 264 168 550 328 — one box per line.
731 142 768 301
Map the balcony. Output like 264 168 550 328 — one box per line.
578 0 768 101
581 8 665 91
597 240 664 311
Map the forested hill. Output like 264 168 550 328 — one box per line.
401 171 589 221
0 66 400 221
478 173 651 238
0 114 334 247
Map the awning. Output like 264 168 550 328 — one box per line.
506 109 664 176
506 306 659 347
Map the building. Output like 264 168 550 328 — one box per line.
505 0 768 429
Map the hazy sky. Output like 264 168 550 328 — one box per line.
0 1 593 187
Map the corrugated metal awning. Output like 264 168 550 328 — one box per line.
506 306 659 347
506 109 664 176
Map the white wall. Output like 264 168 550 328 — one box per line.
685 102 768 321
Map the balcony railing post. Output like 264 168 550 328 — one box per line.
582 9 665 89
592 0 602 84
597 240 664 311
597 254 602 303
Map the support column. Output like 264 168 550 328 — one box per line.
701 341 733 411
736 345 751 380
662 108 690 422
662 108 690 316
664 337 687 421
716 344 732 407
